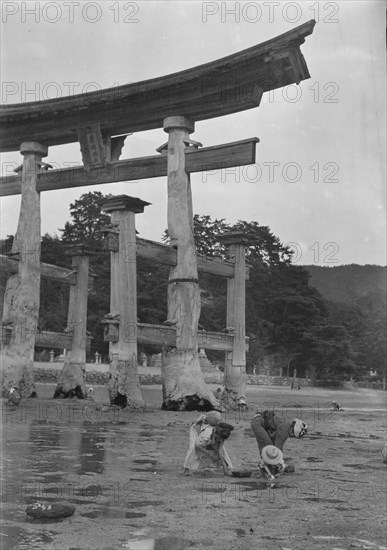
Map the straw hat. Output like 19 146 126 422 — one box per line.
261 445 284 466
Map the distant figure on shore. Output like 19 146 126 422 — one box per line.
290 369 301 390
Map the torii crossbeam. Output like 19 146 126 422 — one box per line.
0 20 315 153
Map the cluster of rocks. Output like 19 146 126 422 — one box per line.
33 368 162 386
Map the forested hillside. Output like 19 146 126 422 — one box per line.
305 265 386 303
305 264 386 384
1 192 385 384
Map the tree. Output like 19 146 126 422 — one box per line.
60 191 111 244
190 215 361 384
38 234 69 334
326 292 386 383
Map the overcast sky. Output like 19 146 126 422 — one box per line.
0 0 385 266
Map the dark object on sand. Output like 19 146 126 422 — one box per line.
231 469 253 478
284 463 295 473
332 401 344 411
26 502 76 519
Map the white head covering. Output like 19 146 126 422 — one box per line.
204 411 222 426
292 418 307 438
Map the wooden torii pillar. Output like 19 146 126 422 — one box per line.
0 275 7 327
53 243 94 399
218 231 247 410
101 195 149 409
0 21 316 408
161 116 219 411
1 141 47 397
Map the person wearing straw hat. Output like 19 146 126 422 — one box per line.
259 445 286 480
251 410 307 473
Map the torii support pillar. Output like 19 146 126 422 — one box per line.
218 232 247 410
101 195 149 409
1 141 47 397
0 275 7 323
53 244 94 399
161 116 219 411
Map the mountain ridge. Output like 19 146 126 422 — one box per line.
303 264 386 303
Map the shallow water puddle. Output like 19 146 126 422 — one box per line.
124 501 163 508
333 506 362 511
130 478 152 482
191 470 225 479
303 467 334 472
0 526 58 549
80 507 147 519
132 459 158 471
324 477 369 484
122 536 193 549
341 463 373 470
194 485 226 493
313 536 387 549
234 480 294 491
303 497 345 503
3 421 109 485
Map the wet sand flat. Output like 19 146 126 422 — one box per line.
1 384 386 550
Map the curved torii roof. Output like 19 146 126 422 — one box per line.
0 20 315 152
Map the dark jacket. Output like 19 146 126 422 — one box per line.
251 410 292 452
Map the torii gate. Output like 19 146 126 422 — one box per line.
0 21 316 407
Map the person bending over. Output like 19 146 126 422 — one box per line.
183 411 234 476
251 409 307 472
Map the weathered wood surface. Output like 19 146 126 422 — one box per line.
1 324 245 353
54 251 90 398
66 254 89 364
0 255 75 283
0 254 79 285
137 323 248 352
0 329 92 351
0 240 249 282
221 234 247 406
101 197 148 407
0 21 315 152
161 116 220 410
0 138 259 197
136 237 249 279
1 143 48 396
185 138 259 172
